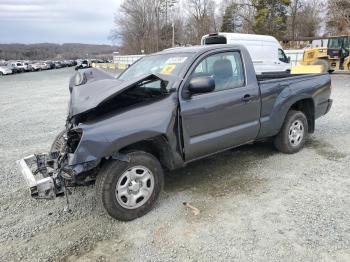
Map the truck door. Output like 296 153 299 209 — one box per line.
179 51 261 161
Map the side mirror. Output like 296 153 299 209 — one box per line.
287 56 291 63
188 76 215 95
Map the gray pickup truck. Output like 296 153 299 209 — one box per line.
18 45 332 221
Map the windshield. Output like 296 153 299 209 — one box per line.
343 37 350 50
118 53 193 81
328 38 343 49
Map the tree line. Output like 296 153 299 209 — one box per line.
0 43 116 61
112 0 350 54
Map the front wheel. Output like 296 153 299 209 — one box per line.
96 151 164 221
274 110 308 154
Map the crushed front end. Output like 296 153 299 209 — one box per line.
17 123 98 200
17 69 176 200
17 153 66 199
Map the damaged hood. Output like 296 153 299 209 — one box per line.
68 68 177 117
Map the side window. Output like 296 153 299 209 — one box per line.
191 52 245 92
278 49 289 63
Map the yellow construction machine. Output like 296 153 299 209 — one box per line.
300 36 350 73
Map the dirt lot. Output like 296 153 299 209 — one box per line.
0 68 349 262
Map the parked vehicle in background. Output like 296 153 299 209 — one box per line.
59 61 67 67
53 61 62 68
0 59 87 74
39 62 50 70
63 60 74 67
18 45 332 221
45 61 55 69
0 66 12 75
201 33 291 74
17 62 31 72
6 62 23 73
301 35 350 73
29 63 43 71
75 59 89 70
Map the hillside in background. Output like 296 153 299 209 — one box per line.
0 43 118 60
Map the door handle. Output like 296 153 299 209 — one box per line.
242 94 252 102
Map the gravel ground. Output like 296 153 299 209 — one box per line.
0 68 349 262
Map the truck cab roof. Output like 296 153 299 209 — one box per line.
158 44 246 55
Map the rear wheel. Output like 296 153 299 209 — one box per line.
96 151 164 221
274 110 308 154
0 72 3 76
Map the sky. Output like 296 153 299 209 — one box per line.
0 0 122 44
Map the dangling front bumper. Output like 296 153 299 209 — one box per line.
16 154 64 199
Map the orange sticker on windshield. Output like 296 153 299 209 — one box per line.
161 64 176 74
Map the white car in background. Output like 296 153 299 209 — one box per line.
7 62 23 73
29 63 42 71
15 62 30 72
40 62 50 70
0 66 13 75
75 59 89 69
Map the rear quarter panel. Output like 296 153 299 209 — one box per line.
257 73 331 138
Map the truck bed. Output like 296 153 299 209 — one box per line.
256 72 331 139
257 72 307 81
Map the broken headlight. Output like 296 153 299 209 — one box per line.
66 129 82 154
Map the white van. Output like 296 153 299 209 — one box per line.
201 33 291 74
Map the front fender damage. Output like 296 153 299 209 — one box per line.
18 72 183 202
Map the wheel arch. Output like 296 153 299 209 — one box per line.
259 95 315 138
278 96 315 134
117 135 180 170
289 98 315 133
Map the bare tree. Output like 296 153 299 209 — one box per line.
289 0 303 40
185 0 217 44
287 0 324 40
111 0 182 54
111 0 328 54
111 0 158 54
299 0 323 36
327 0 350 35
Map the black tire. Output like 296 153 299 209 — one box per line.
313 59 329 73
96 151 164 221
274 110 308 154
50 130 67 154
328 70 334 74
